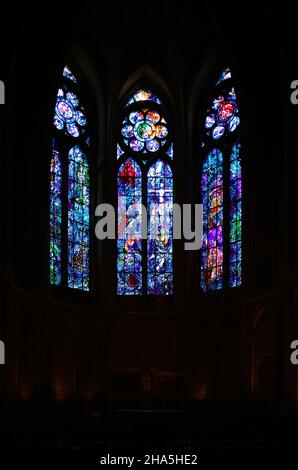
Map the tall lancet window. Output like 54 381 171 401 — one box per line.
117 89 174 295
200 68 242 291
50 65 90 291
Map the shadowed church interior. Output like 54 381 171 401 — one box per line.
1 1 298 451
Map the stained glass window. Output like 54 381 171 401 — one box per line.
117 89 173 295
201 68 242 291
50 65 90 291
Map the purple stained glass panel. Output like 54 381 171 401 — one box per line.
201 68 242 291
63 65 77 83
201 148 224 291
229 141 242 287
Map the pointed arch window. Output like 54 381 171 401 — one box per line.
50 65 90 291
200 68 242 291
117 89 174 295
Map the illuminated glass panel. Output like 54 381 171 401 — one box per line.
147 160 173 295
201 149 223 291
63 65 77 83
229 141 242 287
216 67 231 86
204 87 240 140
49 139 62 285
117 158 143 295
53 86 87 138
166 143 174 160
117 143 124 159
68 146 90 291
125 89 162 107
120 108 168 154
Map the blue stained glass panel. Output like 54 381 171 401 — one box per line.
50 139 62 285
117 158 143 295
54 85 87 138
63 65 77 83
117 143 124 159
166 143 174 160
216 67 232 86
67 146 90 291
147 160 173 295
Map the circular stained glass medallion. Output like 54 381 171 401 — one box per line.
121 108 168 153
134 121 156 141
204 87 240 140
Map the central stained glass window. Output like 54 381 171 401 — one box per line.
117 89 173 295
